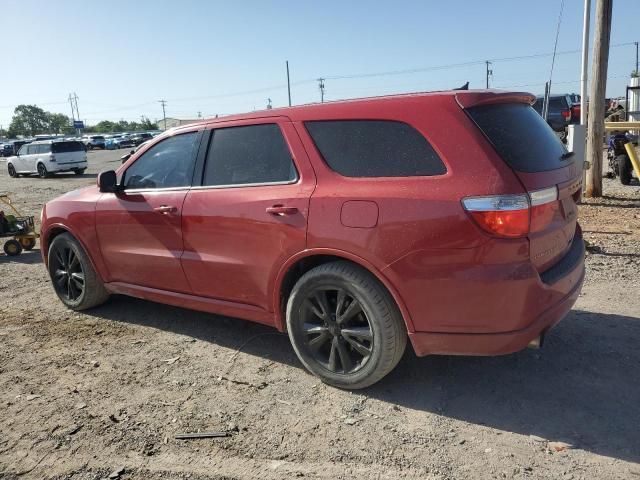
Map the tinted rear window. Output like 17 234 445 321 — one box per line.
467 103 568 173
305 120 446 177
52 141 84 153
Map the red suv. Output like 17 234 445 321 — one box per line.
40 90 585 389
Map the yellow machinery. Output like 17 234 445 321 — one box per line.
0 194 39 256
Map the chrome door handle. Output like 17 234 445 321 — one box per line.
154 205 177 214
266 205 298 216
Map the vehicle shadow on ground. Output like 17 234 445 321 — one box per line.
0 249 43 264
57 173 97 180
88 298 639 464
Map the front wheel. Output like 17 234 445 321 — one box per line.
74 169 86 175
7 163 17 177
48 233 110 310
617 155 632 185
286 261 407 389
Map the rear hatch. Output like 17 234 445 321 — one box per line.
52 141 86 164
463 97 581 274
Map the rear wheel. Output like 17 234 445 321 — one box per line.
286 261 407 389
4 239 22 256
48 233 109 310
617 155 632 185
19 237 36 250
37 163 49 178
7 163 17 178
74 169 86 175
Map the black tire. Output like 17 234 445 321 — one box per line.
37 163 49 178
48 233 109 310
286 261 407 389
74 169 86 175
558 129 567 142
7 163 17 178
4 239 22 256
19 237 36 250
617 155 632 185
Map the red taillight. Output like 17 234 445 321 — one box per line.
468 208 530 238
561 109 571 120
463 187 559 238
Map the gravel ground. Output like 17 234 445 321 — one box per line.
0 149 639 480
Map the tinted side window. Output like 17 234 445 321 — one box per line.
18 145 28 155
124 132 199 189
203 124 297 186
305 120 446 177
26 145 36 155
39 144 52 154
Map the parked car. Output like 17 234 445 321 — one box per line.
1 143 14 157
130 132 153 146
532 94 574 139
7 140 87 178
104 135 118 150
114 135 135 149
83 135 106 149
39 91 585 389
2 140 30 157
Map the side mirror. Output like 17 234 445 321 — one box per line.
120 152 132 164
97 170 120 193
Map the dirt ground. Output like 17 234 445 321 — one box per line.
0 149 639 480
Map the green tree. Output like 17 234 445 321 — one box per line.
8 105 49 137
46 113 74 134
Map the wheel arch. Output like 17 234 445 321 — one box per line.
273 249 414 334
42 224 105 283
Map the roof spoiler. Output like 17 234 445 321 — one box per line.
455 90 535 109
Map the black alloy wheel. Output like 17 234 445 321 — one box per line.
300 287 374 374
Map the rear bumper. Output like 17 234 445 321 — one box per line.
409 247 585 357
49 161 88 172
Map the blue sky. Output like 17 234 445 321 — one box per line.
2 0 638 127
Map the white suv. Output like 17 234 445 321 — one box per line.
7 140 88 178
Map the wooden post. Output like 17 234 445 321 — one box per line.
585 0 613 198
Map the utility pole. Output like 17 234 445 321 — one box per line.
68 94 76 123
318 78 325 103
635 41 639 73
580 0 591 125
197 111 202 119
585 0 613 198
286 61 292 107
485 61 492 89
158 100 167 130
68 93 81 135
267 98 273 109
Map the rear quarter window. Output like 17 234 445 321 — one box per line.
466 103 569 173
305 120 446 177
